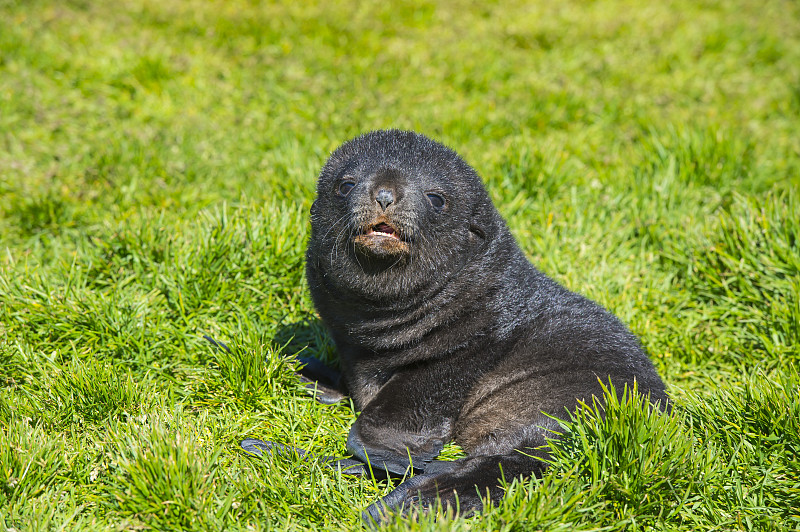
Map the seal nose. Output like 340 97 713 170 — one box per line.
375 189 394 211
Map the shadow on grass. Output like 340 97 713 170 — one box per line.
271 318 339 369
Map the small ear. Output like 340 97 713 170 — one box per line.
310 200 318 215
469 224 489 251
469 224 486 241
469 197 497 246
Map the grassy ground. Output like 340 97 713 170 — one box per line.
1 0 799 529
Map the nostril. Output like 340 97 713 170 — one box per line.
376 189 394 211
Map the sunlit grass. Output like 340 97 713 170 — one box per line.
1 0 799 529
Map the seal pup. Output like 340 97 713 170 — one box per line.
244 130 668 524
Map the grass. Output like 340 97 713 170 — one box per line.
1 0 799 529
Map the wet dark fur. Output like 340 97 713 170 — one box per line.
303 130 667 522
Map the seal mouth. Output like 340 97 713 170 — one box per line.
367 222 400 240
353 219 408 259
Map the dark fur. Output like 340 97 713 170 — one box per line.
299 130 666 522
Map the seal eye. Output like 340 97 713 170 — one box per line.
426 193 445 209
338 181 356 196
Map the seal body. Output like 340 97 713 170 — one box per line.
306 130 667 519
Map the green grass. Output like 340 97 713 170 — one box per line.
1 0 799 529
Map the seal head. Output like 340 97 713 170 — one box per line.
308 130 497 302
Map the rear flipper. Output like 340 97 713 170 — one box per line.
239 438 395 479
295 356 347 405
362 449 550 526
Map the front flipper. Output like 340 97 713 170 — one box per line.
344 369 461 477
239 438 394 479
240 438 306 458
362 451 550 526
346 423 446 477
